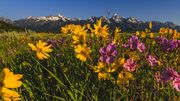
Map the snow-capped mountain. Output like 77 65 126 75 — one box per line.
1 14 178 32
0 17 13 24
26 14 69 21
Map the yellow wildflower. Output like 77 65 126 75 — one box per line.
150 32 154 38
74 44 91 62
61 25 71 34
169 29 173 34
145 28 150 33
28 40 52 60
149 21 152 29
94 62 105 73
72 25 87 45
141 31 146 38
118 57 125 65
0 68 23 101
92 19 109 38
86 24 91 30
98 72 111 80
135 31 140 36
113 27 121 44
164 28 169 33
173 31 179 39
117 71 135 85
159 27 165 36
114 27 121 35
157 61 162 66
152 40 156 45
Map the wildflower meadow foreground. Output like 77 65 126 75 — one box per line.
0 19 179 100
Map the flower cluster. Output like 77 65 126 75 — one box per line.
123 35 146 52
61 24 91 62
155 68 179 92
123 58 137 72
28 40 53 59
91 19 109 38
99 43 118 64
159 27 180 39
117 70 135 85
156 36 180 52
146 54 159 67
0 68 23 100
74 44 91 62
26 20 180 100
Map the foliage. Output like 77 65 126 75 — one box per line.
0 20 179 101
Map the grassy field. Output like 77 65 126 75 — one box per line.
0 22 179 101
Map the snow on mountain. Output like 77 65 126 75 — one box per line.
12 13 180 32
26 14 69 21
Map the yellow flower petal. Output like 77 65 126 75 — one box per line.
77 54 86 62
1 87 20 98
28 43 37 51
42 45 53 53
3 80 22 88
36 52 46 59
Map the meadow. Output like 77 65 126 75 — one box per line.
0 20 179 101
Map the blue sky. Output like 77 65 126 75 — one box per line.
0 0 180 25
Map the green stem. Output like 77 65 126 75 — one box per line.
32 57 66 87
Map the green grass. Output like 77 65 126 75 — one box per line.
0 31 179 101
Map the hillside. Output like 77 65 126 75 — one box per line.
0 21 24 32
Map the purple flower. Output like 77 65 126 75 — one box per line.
47 39 58 48
123 35 146 52
99 43 118 64
123 59 137 72
161 68 179 83
147 55 158 66
155 68 180 92
129 35 139 50
122 44 129 48
157 68 179 83
137 42 146 52
156 37 180 52
172 77 180 92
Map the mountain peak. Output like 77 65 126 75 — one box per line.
25 14 69 21
12 14 180 32
0 17 13 24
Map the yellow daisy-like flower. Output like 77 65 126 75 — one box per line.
97 72 111 80
173 30 179 39
145 28 150 33
117 71 135 85
150 32 154 38
0 68 23 101
28 40 52 60
149 21 152 29
92 19 109 38
74 44 91 62
159 27 165 36
86 24 91 30
94 62 105 73
152 40 156 45
72 25 87 45
113 27 121 44
61 25 71 34
118 57 125 65
135 31 140 36
114 27 121 35
169 29 173 34
141 31 146 38
61 24 76 34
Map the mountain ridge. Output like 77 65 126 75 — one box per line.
1 14 180 33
